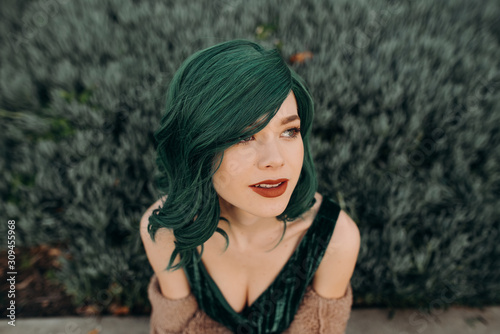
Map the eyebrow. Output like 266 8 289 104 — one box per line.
244 114 300 132
280 115 300 126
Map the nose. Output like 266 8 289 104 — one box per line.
256 140 285 169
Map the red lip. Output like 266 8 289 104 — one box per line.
250 178 289 186
250 180 288 198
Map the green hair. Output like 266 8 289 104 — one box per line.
148 39 318 271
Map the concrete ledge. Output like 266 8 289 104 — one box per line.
347 306 500 334
0 316 150 334
1 307 499 334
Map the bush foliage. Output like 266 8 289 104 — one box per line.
1 0 499 312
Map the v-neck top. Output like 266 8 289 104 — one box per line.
181 196 341 334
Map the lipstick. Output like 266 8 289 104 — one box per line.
249 179 288 198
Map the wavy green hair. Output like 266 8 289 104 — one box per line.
148 39 318 271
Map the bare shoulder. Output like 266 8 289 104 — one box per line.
139 195 170 242
140 195 191 299
312 202 361 299
328 209 361 257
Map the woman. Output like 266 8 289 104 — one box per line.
140 39 360 334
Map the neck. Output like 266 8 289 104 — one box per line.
218 198 285 252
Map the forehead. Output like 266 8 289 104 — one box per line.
275 91 299 118
248 91 299 130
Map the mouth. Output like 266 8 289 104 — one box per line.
249 179 288 198
250 178 288 187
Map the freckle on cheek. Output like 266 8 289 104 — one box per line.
239 147 256 161
213 170 231 189
227 161 240 174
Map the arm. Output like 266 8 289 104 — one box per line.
284 281 353 334
312 209 360 299
285 210 360 334
148 273 232 334
140 197 198 333
147 273 199 334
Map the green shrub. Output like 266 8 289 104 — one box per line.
1 0 499 312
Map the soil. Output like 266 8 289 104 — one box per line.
0 243 146 318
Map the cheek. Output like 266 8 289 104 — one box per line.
227 160 240 175
287 141 304 165
212 152 247 191
237 145 257 163
223 147 256 176
213 169 232 191
297 152 304 171
298 140 304 155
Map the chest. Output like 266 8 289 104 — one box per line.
195 223 309 313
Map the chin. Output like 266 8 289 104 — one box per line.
252 196 291 215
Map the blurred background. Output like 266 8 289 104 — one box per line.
1 0 499 320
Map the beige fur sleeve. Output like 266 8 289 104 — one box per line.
284 282 353 334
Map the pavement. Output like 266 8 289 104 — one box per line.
1 306 499 334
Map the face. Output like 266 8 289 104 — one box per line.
212 91 304 218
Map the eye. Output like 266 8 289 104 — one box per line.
283 127 301 138
238 136 253 144
237 127 301 145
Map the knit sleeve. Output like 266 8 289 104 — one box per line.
147 273 199 334
284 282 353 334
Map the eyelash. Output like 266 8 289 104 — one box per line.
238 127 301 145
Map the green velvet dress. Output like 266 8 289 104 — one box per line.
181 196 341 334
